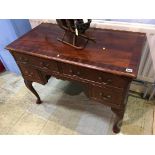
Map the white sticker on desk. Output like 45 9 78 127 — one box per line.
126 68 133 73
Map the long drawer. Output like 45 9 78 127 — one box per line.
13 52 59 73
61 63 128 89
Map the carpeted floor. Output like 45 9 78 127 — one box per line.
0 71 155 135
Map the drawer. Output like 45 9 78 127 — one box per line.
86 69 128 88
18 63 49 84
91 86 123 105
61 63 128 88
13 52 59 73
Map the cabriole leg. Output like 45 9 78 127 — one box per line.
24 79 42 104
111 107 125 134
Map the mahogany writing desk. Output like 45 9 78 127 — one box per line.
6 23 146 133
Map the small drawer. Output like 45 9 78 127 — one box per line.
91 86 123 105
86 69 128 88
18 63 48 84
30 58 59 73
13 52 59 73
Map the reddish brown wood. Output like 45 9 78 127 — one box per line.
24 79 42 104
6 23 146 78
13 52 59 73
91 85 123 106
111 107 125 133
6 23 146 134
61 62 129 89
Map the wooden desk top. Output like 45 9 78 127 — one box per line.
6 23 146 78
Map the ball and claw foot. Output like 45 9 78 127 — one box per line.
24 79 42 105
113 120 123 134
36 99 42 104
111 107 124 134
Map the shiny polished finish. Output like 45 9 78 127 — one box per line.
6 23 146 78
6 23 146 133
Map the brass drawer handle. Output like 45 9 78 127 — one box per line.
76 71 80 75
25 71 33 77
103 95 111 100
19 57 28 63
107 79 112 83
40 62 50 69
25 71 28 74
69 69 80 76
98 77 107 85
98 77 112 85
98 76 102 80
99 93 111 100
40 62 43 65
69 69 73 73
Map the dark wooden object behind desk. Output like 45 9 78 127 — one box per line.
6 23 146 133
